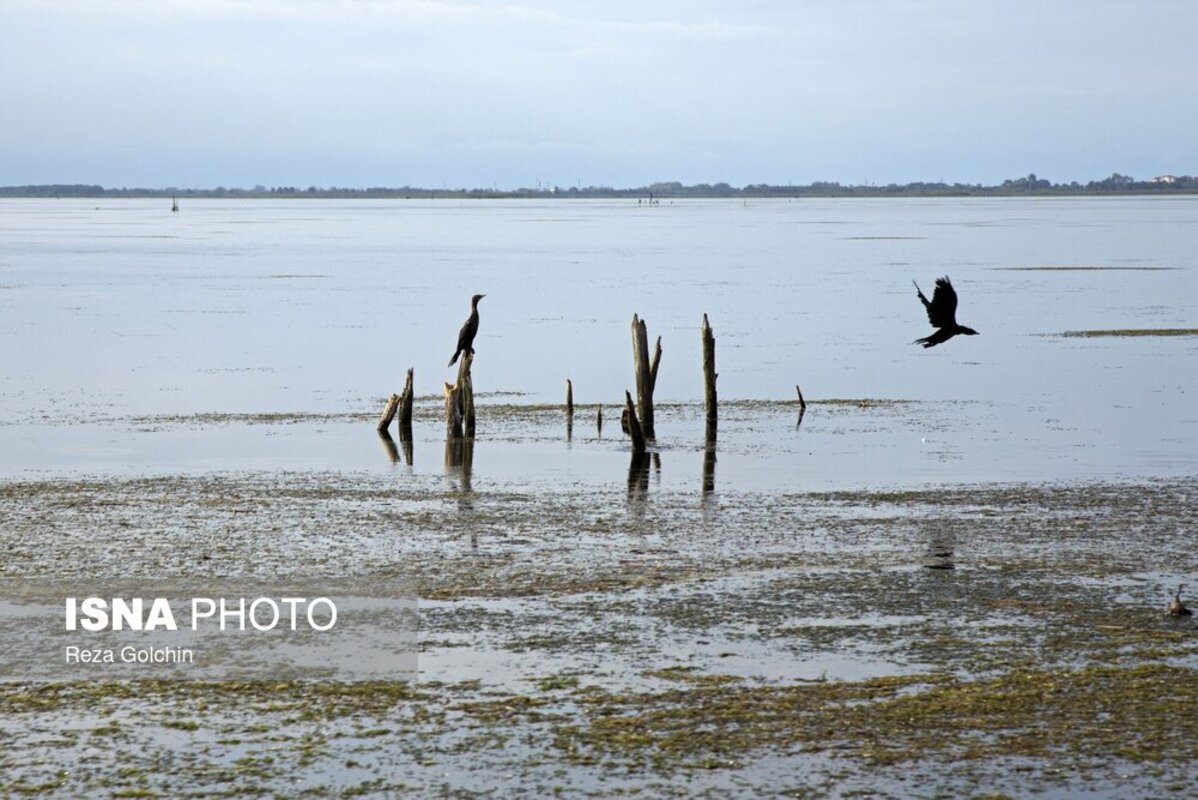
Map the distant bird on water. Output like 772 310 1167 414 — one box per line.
1169 585 1193 617
912 276 979 348
448 293 485 367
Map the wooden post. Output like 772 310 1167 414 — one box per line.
702 314 717 438
460 355 475 438
377 393 400 433
566 378 574 416
399 368 414 426
447 352 475 439
795 384 807 412
631 314 658 439
624 390 646 452
649 335 662 395
597 405 603 436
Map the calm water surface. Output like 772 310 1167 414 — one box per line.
2 197 1196 487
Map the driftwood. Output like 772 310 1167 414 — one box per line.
377 393 400 433
624 390 646 452
399 368 414 426
630 314 661 440
702 314 717 439
795 384 807 430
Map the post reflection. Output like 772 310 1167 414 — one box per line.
627 451 652 504
377 430 399 464
398 421 414 467
702 444 716 496
445 436 475 502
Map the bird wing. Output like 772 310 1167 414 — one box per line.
455 317 474 352
926 276 959 328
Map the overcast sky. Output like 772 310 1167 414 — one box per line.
2 0 1196 188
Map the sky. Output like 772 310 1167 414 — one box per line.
2 0 1196 189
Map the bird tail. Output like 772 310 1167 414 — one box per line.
448 351 460 367
914 328 952 348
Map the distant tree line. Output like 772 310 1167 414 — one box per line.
2 173 1196 200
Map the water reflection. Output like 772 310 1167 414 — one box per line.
702 444 717 496
377 430 399 464
627 452 652 504
398 422 414 466
445 437 475 502
923 528 956 571
379 425 415 468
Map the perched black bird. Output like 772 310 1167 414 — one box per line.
913 276 979 348
448 293 485 367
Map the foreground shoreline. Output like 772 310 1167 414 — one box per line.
2 472 1195 797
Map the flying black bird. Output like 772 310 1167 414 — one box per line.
912 276 979 348
448 293 485 367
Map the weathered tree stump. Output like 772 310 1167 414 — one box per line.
460 355 475 438
377 393 400 433
399 368 414 427
702 313 717 439
624 390 646 452
445 352 475 439
631 314 661 440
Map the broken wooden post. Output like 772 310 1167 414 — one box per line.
624 390 646 452
377 393 400 433
631 314 660 439
566 379 574 417
795 384 807 430
399 368 414 426
702 313 717 439
459 352 475 438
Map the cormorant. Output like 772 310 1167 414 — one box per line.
913 276 979 348
448 293 485 367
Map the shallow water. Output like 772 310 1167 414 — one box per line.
2 195 1196 486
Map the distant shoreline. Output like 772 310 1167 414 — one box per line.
3 174 1197 200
